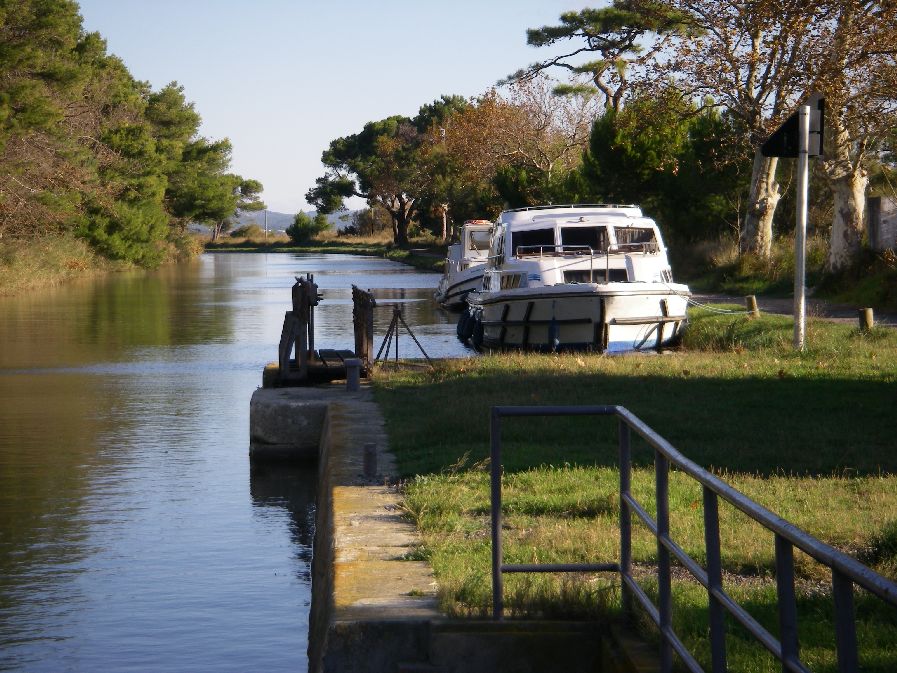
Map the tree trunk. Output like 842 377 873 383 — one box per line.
823 119 867 272
740 151 780 257
210 221 224 241
395 211 410 247
390 216 400 244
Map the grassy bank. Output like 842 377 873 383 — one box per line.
0 235 126 295
372 310 897 671
203 231 447 272
0 232 204 297
675 235 897 312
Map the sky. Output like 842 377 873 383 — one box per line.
76 0 592 214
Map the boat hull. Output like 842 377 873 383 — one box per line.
465 283 689 352
435 270 485 310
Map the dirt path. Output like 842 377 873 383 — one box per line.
691 293 897 328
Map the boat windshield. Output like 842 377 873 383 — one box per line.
467 229 492 252
614 227 657 248
560 226 608 253
512 228 555 256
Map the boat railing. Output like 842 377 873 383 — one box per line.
489 405 897 673
512 242 659 283
515 244 602 282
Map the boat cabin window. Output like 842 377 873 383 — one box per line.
488 227 505 267
512 228 555 256
560 226 608 253
466 229 491 253
614 227 657 250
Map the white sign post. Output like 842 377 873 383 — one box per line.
761 94 824 351
794 106 810 351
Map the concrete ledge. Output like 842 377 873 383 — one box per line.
251 382 658 672
249 388 328 460
300 385 440 673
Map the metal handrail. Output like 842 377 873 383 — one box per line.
489 405 897 673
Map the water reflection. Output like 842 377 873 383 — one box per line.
0 252 471 673
249 465 317 583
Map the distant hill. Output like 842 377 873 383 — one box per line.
232 209 354 232
188 209 356 235
232 210 294 232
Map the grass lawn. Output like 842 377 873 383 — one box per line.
372 308 897 672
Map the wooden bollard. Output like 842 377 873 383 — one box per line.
746 295 760 318
859 308 874 332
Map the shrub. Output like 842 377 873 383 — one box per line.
286 212 330 243
229 223 264 239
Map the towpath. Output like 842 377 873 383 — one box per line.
692 293 897 328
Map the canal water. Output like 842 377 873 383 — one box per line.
0 252 469 672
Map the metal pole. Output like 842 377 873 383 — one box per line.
775 534 800 671
794 105 809 351
832 570 859 673
490 408 504 619
656 451 673 672
618 421 633 618
394 308 400 362
703 487 728 673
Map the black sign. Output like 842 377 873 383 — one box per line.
761 94 825 158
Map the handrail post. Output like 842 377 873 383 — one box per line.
618 419 633 618
703 487 728 672
656 451 673 673
490 408 504 620
775 534 800 672
832 570 859 673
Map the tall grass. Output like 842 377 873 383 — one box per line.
0 234 125 295
678 234 829 296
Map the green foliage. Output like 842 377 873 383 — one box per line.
0 0 263 267
815 249 897 311
578 90 750 243
75 198 168 266
689 235 828 295
285 211 329 243
308 97 473 246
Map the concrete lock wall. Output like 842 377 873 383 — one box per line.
249 384 656 673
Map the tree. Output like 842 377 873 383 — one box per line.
438 78 598 210
516 2 822 258
578 88 750 242
307 115 426 246
0 0 101 240
508 5 692 111
0 0 265 264
414 96 469 241
811 1 897 270
164 137 264 240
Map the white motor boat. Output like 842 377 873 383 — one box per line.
434 220 493 310
458 205 690 352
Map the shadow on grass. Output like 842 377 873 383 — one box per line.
376 369 896 478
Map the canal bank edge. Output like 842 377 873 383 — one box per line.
251 383 442 671
249 382 658 673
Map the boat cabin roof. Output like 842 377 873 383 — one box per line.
499 204 644 228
